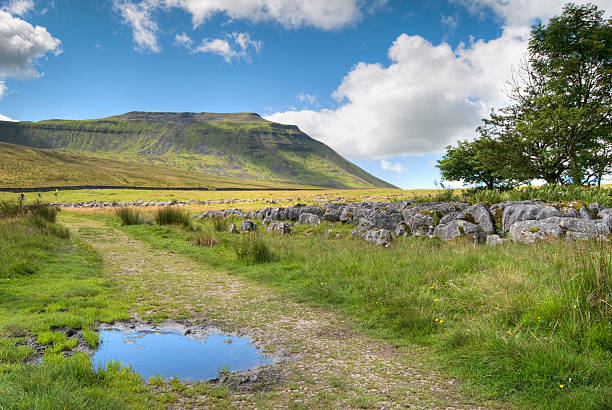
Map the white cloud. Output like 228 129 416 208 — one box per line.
115 0 378 52
454 0 612 27
113 0 160 52
441 15 457 32
191 32 261 63
380 159 403 173
2 0 34 16
297 92 318 106
163 0 363 30
174 31 192 47
0 9 61 78
266 27 529 158
0 112 16 121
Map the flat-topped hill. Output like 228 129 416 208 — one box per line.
0 112 394 189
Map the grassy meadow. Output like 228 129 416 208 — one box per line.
102 211 610 409
1 186 611 408
0 202 161 408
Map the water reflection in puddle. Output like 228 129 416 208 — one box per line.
93 329 273 381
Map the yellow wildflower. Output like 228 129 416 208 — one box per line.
434 318 439 322
559 384 564 389
434 298 439 302
439 320 444 324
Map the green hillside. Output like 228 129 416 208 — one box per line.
0 112 394 189
0 142 307 189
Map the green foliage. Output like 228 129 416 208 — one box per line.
463 184 612 207
82 330 100 348
441 4 612 187
154 206 192 229
115 207 142 226
437 140 519 189
233 233 275 263
211 217 228 232
0 354 155 408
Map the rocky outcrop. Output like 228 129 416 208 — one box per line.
191 198 611 246
267 222 292 235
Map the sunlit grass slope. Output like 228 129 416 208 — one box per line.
0 112 394 189
0 142 308 189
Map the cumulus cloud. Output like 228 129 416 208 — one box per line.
2 0 34 16
0 9 61 78
380 159 403 173
113 0 160 52
454 0 612 27
115 0 378 52
163 0 363 30
178 32 261 63
266 27 529 158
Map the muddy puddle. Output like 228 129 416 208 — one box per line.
93 323 274 381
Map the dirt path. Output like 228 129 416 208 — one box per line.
62 216 494 409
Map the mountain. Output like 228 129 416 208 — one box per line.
0 112 394 189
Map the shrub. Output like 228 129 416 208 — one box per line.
211 217 228 232
154 206 192 229
233 233 274 263
29 202 58 223
115 207 141 226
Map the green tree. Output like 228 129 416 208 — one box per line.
437 139 522 189
442 3 611 186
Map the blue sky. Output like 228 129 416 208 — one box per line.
1 0 609 188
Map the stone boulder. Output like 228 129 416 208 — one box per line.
502 204 563 233
267 222 292 235
363 229 393 246
298 213 321 226
240 219 258 233
433 220 486 244
486 235 506 246
540 217 610 240
460 203 495 234
228 224 238 234
509 220 562 244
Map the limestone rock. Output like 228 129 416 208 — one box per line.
433 220 486 244
502 204 563 233
298 213 321 226
240 219 258 233
509 220 562 244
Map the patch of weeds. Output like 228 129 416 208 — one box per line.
0 339 34 363
115 207 142 225
82 330 100 348
190 230 218 247
154 206 192 229
233 233 275 263
211 217 228 232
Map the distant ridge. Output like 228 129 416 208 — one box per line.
0 112 395 189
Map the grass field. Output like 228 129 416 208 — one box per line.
0 142 309 190
1 186 611 408
100 212 610 409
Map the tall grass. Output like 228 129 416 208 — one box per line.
120 219 612 408
115 207 142 226
211 217 228 232
154 206 192 229
233 233 274 263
